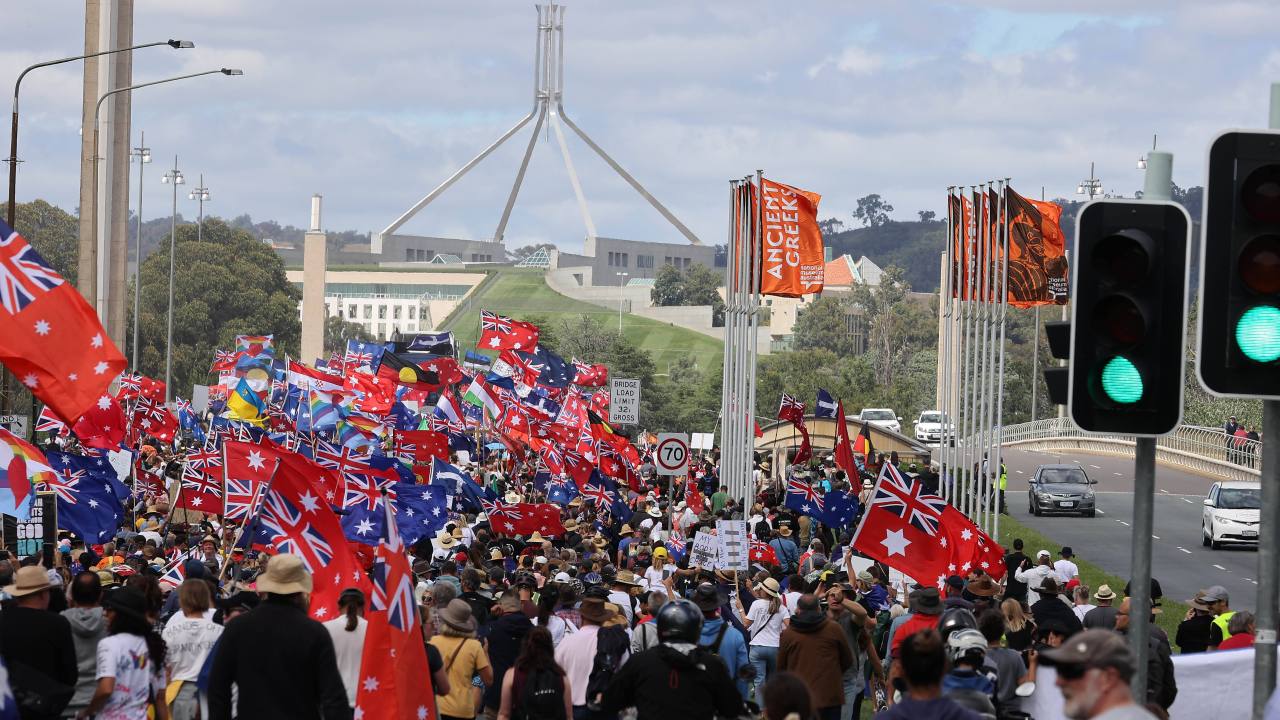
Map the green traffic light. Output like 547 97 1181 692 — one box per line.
1236 305 1280 363
1100 356 1143 404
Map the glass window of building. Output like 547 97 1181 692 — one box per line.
363 305 372 320
393 305 402 320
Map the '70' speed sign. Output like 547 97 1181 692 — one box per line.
655 433 689 476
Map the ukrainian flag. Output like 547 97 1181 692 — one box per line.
226 378 268 426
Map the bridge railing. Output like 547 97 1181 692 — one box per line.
985 417 1262 483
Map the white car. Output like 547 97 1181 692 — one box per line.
1202 481 1261 550
858 408 901 435
913 410 953 445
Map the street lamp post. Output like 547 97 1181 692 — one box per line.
91 68 242 321
616 272 628 333
1137 134 1158 170
6 39 193 227
188 175 209 242
161 158 184 403
1076 162 1103 200
129 133 151 371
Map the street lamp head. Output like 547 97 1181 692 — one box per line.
221 68 244 76
1137 156 1147 170
168 40 195 49
1076 184 1085 195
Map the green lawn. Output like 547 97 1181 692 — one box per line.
445 269 725 369
996 514 1190 650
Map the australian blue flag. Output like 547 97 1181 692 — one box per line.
43 452 125 543
784 475 826 523
821 491 861 529
175 398 206 444
546 475 579 505
517 346 574 389
342 481 449 547
430 457 490 513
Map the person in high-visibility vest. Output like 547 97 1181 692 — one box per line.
998 459 1008 514
1204 585 1235 649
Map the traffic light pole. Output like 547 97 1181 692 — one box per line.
1252 82 1280 720
1125 150 1174 702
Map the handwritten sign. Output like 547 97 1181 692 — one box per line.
689 529 720 568
717 520 749 570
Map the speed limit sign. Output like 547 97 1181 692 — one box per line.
654 433 689 476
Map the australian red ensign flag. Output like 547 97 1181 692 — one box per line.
0 219 126 423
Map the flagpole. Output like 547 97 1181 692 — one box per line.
939 187 954 505
979 181 995 533
962 184 980 521
993 178 1012 539
957 187 972 517
980 181 1001 534
745 170 763 513
220 457 281 584
973 181 989 527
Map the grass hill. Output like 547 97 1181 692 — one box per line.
443 269 724 369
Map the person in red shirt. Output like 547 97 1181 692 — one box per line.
1217 611 1256 650
891 587 945 656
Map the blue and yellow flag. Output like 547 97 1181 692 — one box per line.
226 377 267 426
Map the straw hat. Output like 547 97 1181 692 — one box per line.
436 531 458 549
613 570 643 587
777 526 793 537
439 599 477 633
755 577 781 598
489 547 504 561
505 492 521 504
646 506 662 518
526 531 546 545
450 527 464 540
3 565 51 597
563 519 579 531
619 524 633 535
256 554 313 595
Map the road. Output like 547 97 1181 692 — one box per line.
997 446 1260 611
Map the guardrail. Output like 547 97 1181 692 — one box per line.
987 417 1262 483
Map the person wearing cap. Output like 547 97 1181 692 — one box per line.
1039 629 1160 720
207 554 351 719
943 575 975 611
430 599 494 720
1202 585 1235 650
79 588 169 720
779 594 855 720
1115 596 1177 710
642 545 673 592
1174 590 1216 653
1014 550 1056 606
0 565 78 719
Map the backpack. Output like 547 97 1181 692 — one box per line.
585 626 630 710
515 667 566 720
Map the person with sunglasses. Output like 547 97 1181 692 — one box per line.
1038 629 1157 720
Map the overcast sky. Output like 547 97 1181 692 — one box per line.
6 1 1280 253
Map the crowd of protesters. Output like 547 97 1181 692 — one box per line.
0 437 1274 720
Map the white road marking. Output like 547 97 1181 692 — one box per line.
1117 520 1130 526
1096 510 1105 515
1213 564 1227 571
1016 470 1024 474
1182 498 1194 504
1177 547 1192 554
1114 472 1123 477
1152 535 1160 540
1248 579 1259 585
1089 464 1102 469
1159 488 1169 493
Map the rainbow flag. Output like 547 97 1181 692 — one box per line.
0 427 58 507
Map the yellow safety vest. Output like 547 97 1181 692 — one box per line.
1212 611 1236 643
999 466 1008 491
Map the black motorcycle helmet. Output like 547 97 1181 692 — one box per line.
657 598 704 644
937 607 978 643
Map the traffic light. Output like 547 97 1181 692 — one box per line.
1198 130 1280 398
1069 199 1191 435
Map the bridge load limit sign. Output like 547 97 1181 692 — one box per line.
655 432 689 476
609 378 641 425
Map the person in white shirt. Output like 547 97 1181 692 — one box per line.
321 588 368 709
734 577 791 699
643 547 675 591
1054 546 1080 583
162 579 224 720
1015 550 1057 606
1071 584 1097 622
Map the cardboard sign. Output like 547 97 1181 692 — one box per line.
717 519 749 570
15 492 56 565
689 529 720 568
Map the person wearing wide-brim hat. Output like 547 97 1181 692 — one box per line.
966 575 1001 598
0 564 78 712
429 599 494 720
207 553 351 718
1029 576 1084 638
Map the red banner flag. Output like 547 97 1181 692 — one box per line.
478 310 539 351
833 400 857 480
758 178 824 298
0 219 127 423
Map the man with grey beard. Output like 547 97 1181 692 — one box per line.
1038 630 1157 720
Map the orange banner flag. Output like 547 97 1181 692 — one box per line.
759 178 824 297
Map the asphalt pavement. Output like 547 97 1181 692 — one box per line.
997 446 1260 612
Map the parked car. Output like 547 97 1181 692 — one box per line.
858 408 901 435
1202 481 1261 550
913 410 953 445
1027 463 1096 517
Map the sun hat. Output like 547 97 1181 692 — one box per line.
966 576 1000 597
3 565 52 597
862 479 873 489
777 526 793 537
1094 584 1117 601
691 582 725 612
438 599 477 633
1186 591 1214 611
505 492 520 503
619 524 633 535
256 553 314 595
1038 577 1061 596
489 548 504 561
436 531 457 549
755 577 781 598
450 527 464 540
525 531 546 544
579 597 614 624
912 586 944 616
614 570 644 587
563 519 579 531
